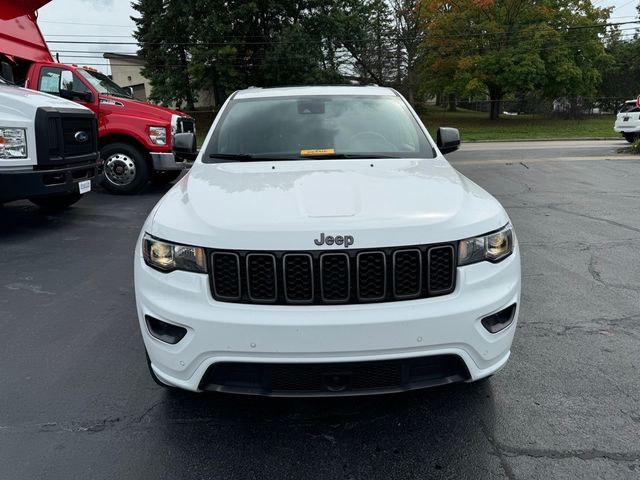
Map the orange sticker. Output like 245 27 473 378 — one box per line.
300 148 335 155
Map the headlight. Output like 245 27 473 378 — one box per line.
142 234 207 273
148 126 167 145
458 224 514 266
0 128 27 159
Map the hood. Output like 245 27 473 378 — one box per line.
0 83 91 121
100 95 187 121
149 157 509 251
0 0 53 63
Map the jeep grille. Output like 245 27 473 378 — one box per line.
208 244 456 305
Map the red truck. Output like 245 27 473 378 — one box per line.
0 0 196 194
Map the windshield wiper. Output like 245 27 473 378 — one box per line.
299 154 400 160
208 153 304 162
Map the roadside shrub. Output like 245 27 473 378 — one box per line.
632 139 640 155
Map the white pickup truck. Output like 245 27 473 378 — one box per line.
135 86 521 396
0 73 100 208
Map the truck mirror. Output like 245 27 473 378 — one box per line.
1 61 15 84
77 91 94 103
436 127 461 154
173 132 197 158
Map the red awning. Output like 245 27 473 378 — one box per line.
0 0 53 63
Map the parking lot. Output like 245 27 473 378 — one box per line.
1 139 639 479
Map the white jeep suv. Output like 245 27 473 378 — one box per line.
134 86 521 396
614 100 640 143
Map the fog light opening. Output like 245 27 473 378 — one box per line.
481 304 517 334
145 315 187 344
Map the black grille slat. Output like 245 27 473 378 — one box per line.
428 246 455 294
393 249 422 299
211 253 241 300
208 244 456 305
357 252 386 301
320 253 350 303
246 254 277 302
283 254 314 303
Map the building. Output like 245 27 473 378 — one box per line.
103 52 216 109
103 53 150 101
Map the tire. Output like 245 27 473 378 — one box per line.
101 142 149 194
624 133 638 143
29 192 82 209
151 170 182 185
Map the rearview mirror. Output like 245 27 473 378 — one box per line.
437 127 461 155
173 132 197 160
0 61 14 83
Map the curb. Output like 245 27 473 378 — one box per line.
464 137 620 143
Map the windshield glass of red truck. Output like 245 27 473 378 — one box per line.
205 95 435 162
76 68 132 98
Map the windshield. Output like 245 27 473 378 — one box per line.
76 68 132 98
205 95 435 161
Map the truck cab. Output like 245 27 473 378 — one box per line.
1 0 196 194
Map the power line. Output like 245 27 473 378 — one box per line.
42 20 640 46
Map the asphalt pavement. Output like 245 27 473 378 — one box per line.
1 139 639 479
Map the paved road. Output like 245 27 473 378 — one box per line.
1 140 639 479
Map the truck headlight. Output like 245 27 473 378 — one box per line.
148 126 167 145
0 128 27 159
142 234 207 273
458 224 514 266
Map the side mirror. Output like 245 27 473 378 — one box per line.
77 91 94 103
173 132 197 160
0 61 14 83
60 89 93 103
127 86 134 98
437 127 461 155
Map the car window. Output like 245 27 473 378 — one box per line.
38 67 90 96
205 95 434 160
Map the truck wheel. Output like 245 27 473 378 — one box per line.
29 193 82 209
624 133 638 143
151 170 182 185
101 143 149 194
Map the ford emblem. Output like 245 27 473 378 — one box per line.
74 131 89 143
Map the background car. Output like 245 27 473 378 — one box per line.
614 99 640 143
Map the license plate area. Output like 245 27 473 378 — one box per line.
79 180 91 194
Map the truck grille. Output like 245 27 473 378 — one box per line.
35 107 98 166
209 244 456 305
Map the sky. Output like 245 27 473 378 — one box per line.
36 0 640 76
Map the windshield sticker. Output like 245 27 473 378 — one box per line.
300 148 335 156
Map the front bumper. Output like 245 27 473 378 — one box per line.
135 246 520 394
0 160 101 203
151 152 195 171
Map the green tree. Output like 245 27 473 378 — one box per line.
419 0 611 119
132 0 198 110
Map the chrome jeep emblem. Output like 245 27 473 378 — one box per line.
314 233 354 248
74 131 89 143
